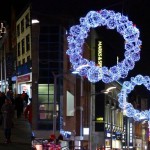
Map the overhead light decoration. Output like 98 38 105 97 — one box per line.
66 9 142 83
117 74 150 127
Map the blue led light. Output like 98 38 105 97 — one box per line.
66 9 142 83
118 75 150 127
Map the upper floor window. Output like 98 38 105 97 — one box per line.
18 61 21 66
17 24 20 37
23 58 26 64
21 19 24 33
21 39 25 54
17 43 20 56
25 13 30 28
26 34 30 51
27 56 30 62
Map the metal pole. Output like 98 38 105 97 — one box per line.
52 72 66 135
4 46 6 92
52 72 57 135
89 95 93 150
0 49 2 91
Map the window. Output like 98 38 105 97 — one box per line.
18 61 21 66
26 34 30 51
17 43 20 56
25 13 30 28
21 19 24 33
27 56 30 62
38 84 56 120
21 39 25 54
17 24 20 36
23 58 25 64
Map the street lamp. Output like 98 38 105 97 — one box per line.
52 72 63 135
52 71 72 135
89 86 116 150
0 22 7 92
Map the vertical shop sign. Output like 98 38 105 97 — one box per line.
97 40 102 67
129 121 133 147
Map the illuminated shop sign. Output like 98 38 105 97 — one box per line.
129 122 133 146
97 41 102 67
122 116 127 148
96 117 104 123
17 74 30 82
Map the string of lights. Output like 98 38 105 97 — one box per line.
66 9 142 83
117 74 150 127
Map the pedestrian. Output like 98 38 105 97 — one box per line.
1 98 14 143
24 98 32 126
56 134 63 144
21 91 29 107
0 92 5 125
15 94 24 118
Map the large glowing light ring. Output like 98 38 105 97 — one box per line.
66 9 142 83
118 74 150 125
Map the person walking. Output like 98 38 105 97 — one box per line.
15 94 24 118
1 98 15 143
24 98 32 126
21 91 29 107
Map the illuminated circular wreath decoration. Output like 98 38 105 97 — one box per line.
66 9 142 83
118 74 150 127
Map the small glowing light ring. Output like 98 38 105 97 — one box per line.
118 74 150 122
66 9 142 83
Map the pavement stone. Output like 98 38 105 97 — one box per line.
0 115 32 150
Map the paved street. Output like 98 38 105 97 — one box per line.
0 115 32 150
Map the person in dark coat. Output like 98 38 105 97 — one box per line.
0 92 5 125
1 98 14 143
24 98 32 126
15 94 24 118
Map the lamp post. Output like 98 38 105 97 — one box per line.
89 86 116 150
0 22 7 92
52 72 63 135
52 71 71 135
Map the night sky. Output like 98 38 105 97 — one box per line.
1 0 150 96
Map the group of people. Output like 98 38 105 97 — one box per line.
0 90 32 144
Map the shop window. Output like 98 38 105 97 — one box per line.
38 94 54 103
38 84 54 94
39 104 59 120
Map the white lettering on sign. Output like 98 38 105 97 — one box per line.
97 41 102 67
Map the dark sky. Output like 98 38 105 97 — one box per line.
0 0 30 22
39 0 150 81
1 0 150 83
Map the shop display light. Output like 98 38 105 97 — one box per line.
66 9 142 83
117 74 150 127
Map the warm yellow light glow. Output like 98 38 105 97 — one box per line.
96 117 103 121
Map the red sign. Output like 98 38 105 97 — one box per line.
17 74 30 82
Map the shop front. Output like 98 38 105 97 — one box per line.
17 73 32 99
